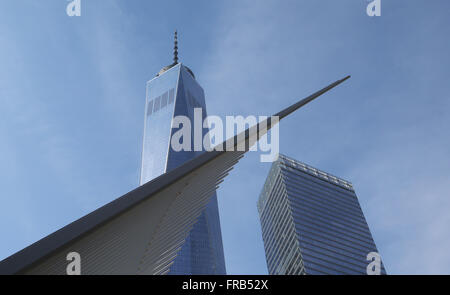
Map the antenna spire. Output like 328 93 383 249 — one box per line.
173 30 178 64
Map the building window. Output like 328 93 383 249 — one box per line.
154 96 161 112
169 88 175 104
161 92 168 108
147 99 154 115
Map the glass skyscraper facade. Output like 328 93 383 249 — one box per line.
257 154 386 275
140 62 226 274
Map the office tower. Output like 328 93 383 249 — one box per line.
140 32 226 274
0 74 351 275
257 154 386 275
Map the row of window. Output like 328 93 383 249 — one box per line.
279 155 353 191
283 175 366 220
147 88 175 115
280 160 353 191
147 88 203 116
281 166 358 202
258 166 282 214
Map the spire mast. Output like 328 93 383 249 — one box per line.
173 30 178 64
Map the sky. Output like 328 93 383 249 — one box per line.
0 0 449 274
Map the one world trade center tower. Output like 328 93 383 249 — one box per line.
139 32 226 274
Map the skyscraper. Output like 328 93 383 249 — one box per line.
140 32 226 274
0 69 350 275
257 154 386 275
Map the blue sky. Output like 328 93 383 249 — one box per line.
1 0 450 274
